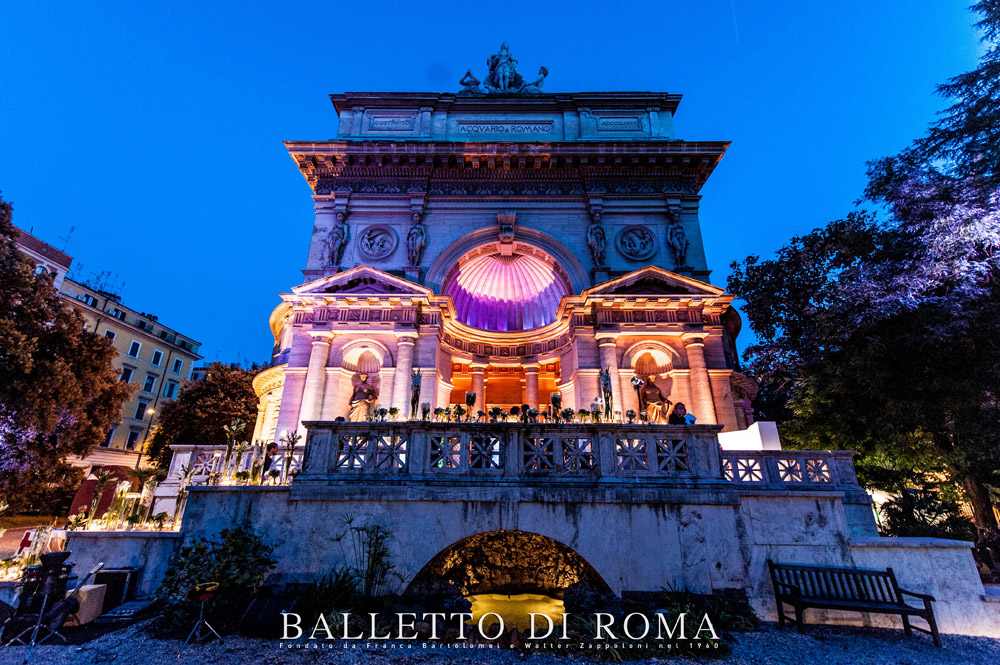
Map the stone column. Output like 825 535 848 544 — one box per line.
250 399 267 443
297 333 333 429
390 333 418 417
523 363 540 409
470 362 488 416
683 334 717 424
596 334 623 422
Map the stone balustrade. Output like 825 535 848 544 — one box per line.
721 450 859 488
292 420 860 491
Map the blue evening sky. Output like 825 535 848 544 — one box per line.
0 1 981 364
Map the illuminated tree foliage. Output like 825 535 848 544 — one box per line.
729 3 1000 530
146 362 259 468
0 193 134 513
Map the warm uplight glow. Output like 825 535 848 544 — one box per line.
444 253 569 331
466 593 566 632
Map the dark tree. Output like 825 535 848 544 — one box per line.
146 362 259 468
729 3 1000 530
0 193 134 513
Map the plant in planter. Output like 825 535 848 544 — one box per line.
625 409 637 424
87 470 113 528
222 418 247 477
476 410 486 423
250 440 266 484
528 408 539 423
234 470 251 485
152 512 170 530
388 406 399 421
561 408 577 422
465 391 477 415
267 469 281 484
421 403 431 421
280 431 302 484
231 440 252 479
453 405 465 422
375 407 389 422
433 407 445 422
125 514 144 530
489 406 503 423
577 409 591 423
550 393 562 421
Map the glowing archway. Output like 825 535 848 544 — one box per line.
442 250 571 331
407 530 611 596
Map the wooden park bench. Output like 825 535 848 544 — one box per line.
767 560 941 647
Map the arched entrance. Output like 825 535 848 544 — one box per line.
408 530 612 632
408 530 611 597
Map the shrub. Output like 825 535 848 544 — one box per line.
878 486 977 542
151 527 275 636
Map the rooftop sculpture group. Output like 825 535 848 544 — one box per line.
459 43 548 95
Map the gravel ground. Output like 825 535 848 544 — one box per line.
1 621 997 665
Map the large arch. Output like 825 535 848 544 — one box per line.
425 226 590 296
407 530 612 597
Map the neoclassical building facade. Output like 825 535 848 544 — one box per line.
251 84 754 443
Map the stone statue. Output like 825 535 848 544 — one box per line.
348 372 379 422
458 69 481 94
406 214 426 266
458 43 548 95
327 214 348 266
638 375 671 424
487 42 519 92
587 219 607 266
667 219 689 267
410 369 421 419
521 66 549 93
598 367 614 421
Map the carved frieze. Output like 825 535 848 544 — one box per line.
441 331 572 358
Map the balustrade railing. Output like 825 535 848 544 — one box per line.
296 420 726 483
721 450 859 488
158 426 862 493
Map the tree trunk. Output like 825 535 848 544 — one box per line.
930 430 998 532
962 475 999 531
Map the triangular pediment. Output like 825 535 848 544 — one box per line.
291 266 433 297
584 266 726 298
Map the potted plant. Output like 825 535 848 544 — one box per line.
626 409 637 424
433 407 445 422
421 403 431 421
489 407 503 423
222 418 247 476
388 406 399 421
561 408 577 423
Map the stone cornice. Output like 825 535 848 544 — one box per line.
330 91 684 114
286 140 727 196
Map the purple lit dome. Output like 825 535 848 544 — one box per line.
443 251 572 332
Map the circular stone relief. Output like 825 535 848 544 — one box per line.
356 225 398 260
616 225 657 261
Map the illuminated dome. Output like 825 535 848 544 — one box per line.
443 250 572 332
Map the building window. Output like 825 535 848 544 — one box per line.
125 429 141 450
111 308 126 321
151 350 162 366
104 330 116 341
100 427 116 448
128 341 141 357
172 358 183 374
143 373 157 393
135 400 149 420
78 293 98 307
120 366 134 383
164 381 178 399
